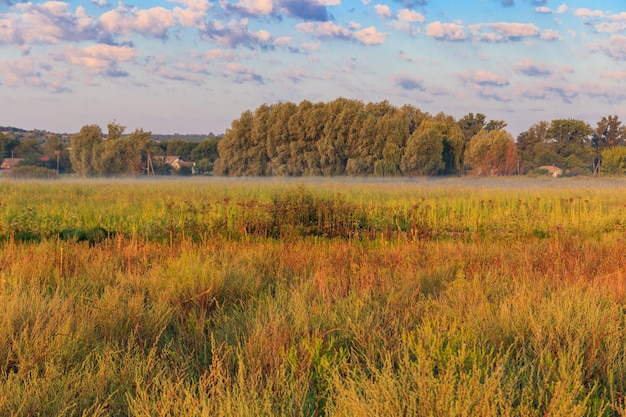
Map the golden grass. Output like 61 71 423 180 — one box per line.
2 177 626 415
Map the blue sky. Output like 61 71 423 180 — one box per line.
1 0 626 136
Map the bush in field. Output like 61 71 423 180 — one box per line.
8 166 57 179
270 185 363 238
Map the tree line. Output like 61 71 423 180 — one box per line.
3 98 626 177
215 98 626 177
0 123 220 177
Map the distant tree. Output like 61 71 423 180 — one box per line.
485 119 507 131
592 115 626 173
165 139 197 161
70 123 150 176
107 120 125 141
70 124 103 176
465 130 518 176
546 119 593 173
432 113 464 175
401 120 445 176
601 147 626 175
13 137 42 165
43 135 71 173
191 138 219 174
0 132 7 162
517 121 549 171
374 142 402 176
214 110 255 176
458 112 486 144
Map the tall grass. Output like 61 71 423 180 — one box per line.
3 177 626 415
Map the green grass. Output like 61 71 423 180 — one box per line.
3 177 626 415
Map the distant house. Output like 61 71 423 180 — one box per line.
163 156 196 173
537 165 563 177
0 158 24 173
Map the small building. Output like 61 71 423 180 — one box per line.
537 165 563 177
0 158 24 173
163 156 196 174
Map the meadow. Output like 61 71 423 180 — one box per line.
3 177 626 416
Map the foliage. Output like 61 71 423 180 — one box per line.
7 166 57 179
70 123 152 176
401 120 445 175
601 146 626 175
216 99 441 177
465 129 519 175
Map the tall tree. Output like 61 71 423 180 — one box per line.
464 130 519 176
70 124 103 176
592 115 626 173
546 119 593 173
432 113 465 175
191 138 219 174
401 120 445 176
458 112 486 144
214 110 254 176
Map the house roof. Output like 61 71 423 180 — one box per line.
537 165 563 176
0 158 24 169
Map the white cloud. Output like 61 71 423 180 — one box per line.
61 44 136 76
397 9 424 23
515 58 552 78
234 0 273 15
574 8 604 18
540 29 562 41
589 35 626 60
0 56 70 93
459 70 509 87
425 21 467 41
535 4 567 14
374 4 392 19
602 70 626 80
354 26 388 45
470 22 540 42
296 21 387 45
100 5 175 38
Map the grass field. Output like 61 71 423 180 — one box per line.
3 177 626 416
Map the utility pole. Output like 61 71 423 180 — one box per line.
55 150 61 175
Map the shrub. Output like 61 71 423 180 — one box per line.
8 166 57 179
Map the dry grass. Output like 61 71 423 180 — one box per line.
2 177 626 415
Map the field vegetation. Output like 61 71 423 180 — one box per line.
3 177 626 416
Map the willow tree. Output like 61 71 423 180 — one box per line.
401 121 445 176
464 129 518 176
70 124 103 176
214 110 255 176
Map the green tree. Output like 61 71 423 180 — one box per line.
214 110 254 176
0 132 7 162
432 113 464 175
601 146 626 175
70 124 103 176
464 130 519 176
458 112 486 144
98 127 150 176
165 139 197 161
190 138 219 174
401 120 445 176
13 138 42 165
592 115 626 173
517 121 549 172
266 102 297 175
374 142 403 176
546 119 593 173
43 135 71 173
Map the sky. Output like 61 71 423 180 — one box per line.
1 0 626 137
